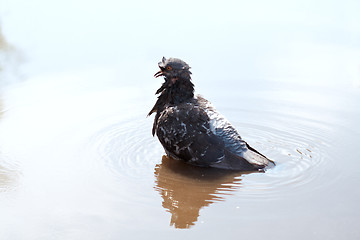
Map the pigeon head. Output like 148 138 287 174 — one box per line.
154 57 192 83
149 57 195 116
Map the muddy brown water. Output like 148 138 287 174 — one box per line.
0 1 360 239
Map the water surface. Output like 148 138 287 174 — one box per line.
0 72 359 240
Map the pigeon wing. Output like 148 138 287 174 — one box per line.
155 104 226 167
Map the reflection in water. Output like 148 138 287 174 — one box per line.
0 24 21 85
0 97 2 119
0 162 18 192
0 25 7 49
0 99 19 191
0 25 20 191
0 24 11 71
154 156 245 229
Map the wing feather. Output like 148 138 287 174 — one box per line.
155 103 225 167
154 96 274 170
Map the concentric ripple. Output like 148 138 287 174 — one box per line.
91 116 163 180
91 109 337 201
230 112 339 199
89 109 341 228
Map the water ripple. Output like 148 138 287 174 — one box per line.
92 117 163 181
232 114 338 199
87 108 343 228
91 110 338 201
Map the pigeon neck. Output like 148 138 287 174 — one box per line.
161 76 194 105
148 76 194 117
148 75 194 135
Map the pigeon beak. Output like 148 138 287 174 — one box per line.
154 65 165 78
154 70 163 78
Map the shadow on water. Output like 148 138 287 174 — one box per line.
154 155 249 229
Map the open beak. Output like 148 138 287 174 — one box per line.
154 66 165 78
154 70 163 78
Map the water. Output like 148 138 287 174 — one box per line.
1 1 360 239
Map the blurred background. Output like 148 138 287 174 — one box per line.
1 0 359 87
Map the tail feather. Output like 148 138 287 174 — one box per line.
211 147 275 171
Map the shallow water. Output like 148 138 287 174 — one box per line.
1 1 360 239
0 72 359 239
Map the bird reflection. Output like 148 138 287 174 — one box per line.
154 155 246 229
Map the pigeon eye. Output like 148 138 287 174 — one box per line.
166 66 172 70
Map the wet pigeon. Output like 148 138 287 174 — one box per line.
148 57 275 171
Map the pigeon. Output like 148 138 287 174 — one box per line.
148 57 275 171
